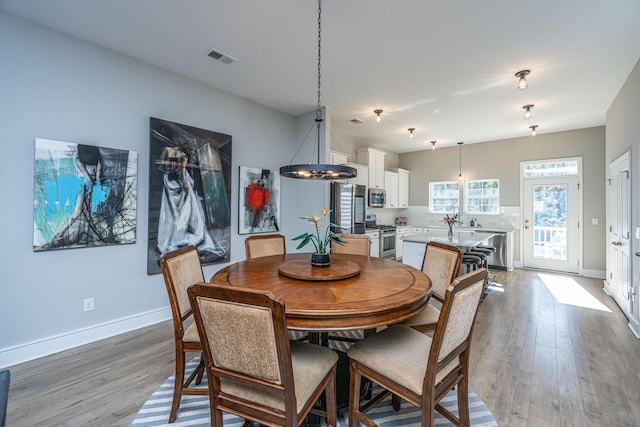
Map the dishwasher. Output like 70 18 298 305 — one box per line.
477 232 507 270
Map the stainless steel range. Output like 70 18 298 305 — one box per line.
365 214 396 260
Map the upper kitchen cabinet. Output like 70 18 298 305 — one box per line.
396 168 410 208
348 162 368 187
330 150 349 166
384 170 399 208
356 147 386 189
385 168 410 209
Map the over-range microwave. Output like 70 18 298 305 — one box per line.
368 188 386 208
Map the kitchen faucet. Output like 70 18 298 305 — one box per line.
452 206 462 228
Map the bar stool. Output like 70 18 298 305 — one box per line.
461 253 482 273
475 245 497 285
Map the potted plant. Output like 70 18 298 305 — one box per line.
292 208 346 267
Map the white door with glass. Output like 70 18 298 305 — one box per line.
608 152 631 316
522 159 581 273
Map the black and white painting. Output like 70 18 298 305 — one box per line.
147 117 231 274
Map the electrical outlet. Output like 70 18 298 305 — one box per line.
83 297 94 312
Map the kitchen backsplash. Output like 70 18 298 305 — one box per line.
367 206 519 230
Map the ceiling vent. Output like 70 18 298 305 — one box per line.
207 48 237 65
349 118 364 124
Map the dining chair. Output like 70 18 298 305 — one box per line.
347 268 489 427
159 245 208 423
399 241 463 333
245 234 286 259
0 369 9 427
187 282 338 427
331 233 370 257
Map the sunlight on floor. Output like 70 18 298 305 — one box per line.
538 273 611 312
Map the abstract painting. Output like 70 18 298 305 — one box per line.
33 138 138 251
238 166 280 234
147 117 231 274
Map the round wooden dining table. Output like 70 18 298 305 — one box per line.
210 253 432 332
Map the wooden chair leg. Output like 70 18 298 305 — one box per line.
392 394 401 411
325 367 337 427
348 361 362 427
169 350 185 423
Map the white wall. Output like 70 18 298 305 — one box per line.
0 13 325 367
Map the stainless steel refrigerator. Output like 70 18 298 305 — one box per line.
330 182 366 234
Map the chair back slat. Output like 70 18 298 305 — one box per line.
430 269 487 369
245 234 286 259
161 246 205 319
331 234 370 256
195 296 282 383
422 242 463 300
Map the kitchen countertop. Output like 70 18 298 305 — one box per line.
407 224 516 233
403 230 496 250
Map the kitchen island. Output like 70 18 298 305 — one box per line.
402 229 496 270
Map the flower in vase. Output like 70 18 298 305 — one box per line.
292 208 346 254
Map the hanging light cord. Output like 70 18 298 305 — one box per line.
313 0 323 164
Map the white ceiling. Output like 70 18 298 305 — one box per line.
2 0 639 153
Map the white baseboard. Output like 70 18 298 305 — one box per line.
628 316 640 339
581 269 605 279
0 307 171 369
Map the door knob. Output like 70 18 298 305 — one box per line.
524 225 529 229
635 252 640 257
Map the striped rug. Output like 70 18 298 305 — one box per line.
132 352 498 426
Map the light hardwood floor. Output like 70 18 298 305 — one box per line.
6 268 640 426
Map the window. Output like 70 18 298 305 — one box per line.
430 181 459 213
523 160 578 177
465 179 499 214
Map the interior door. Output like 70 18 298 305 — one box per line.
609 153 631 316
523 177 579 273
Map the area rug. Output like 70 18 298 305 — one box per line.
132 358 498 426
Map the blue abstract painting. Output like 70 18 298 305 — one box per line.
33 138 138 251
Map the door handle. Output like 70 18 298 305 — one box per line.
524 225 529 229
635 252 640 257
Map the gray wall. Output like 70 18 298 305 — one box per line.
399 127 606 271
0 12 326 366
606 58 640 325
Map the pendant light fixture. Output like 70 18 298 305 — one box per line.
279 0 356 180
523 104 534 120
431 140 437 150
515 69 530 90
530 125 539 136
408 128 415 139
374 109 383 123
457 141 464 181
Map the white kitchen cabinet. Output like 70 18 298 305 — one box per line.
384 171 399 208
365 229 380 257
395 226 410 260
411 226 426 234
356 147 386 189
396 168 410 208
347 162 368 187
330 150 349 165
